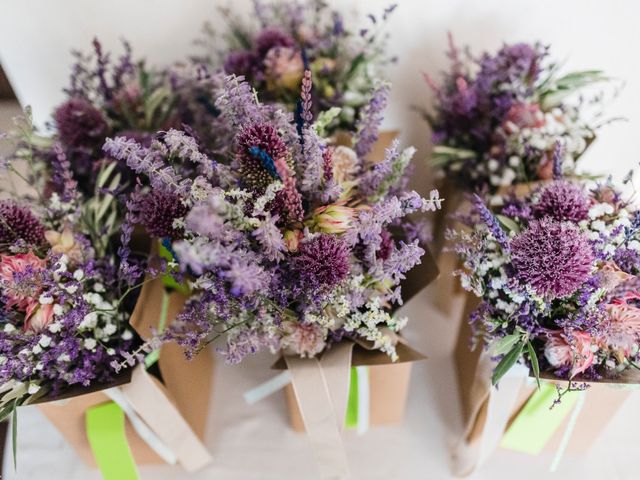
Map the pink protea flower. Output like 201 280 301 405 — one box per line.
599 262 633 292
605 292 640 358
44 228 84 265
281 321 327 358
310 203 355 234
24 303 54 334
0 251 47 311
503 102 545 133
283 229 303 252
331 146 360 185
544 331 595 377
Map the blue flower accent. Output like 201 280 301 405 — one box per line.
249 146 281 180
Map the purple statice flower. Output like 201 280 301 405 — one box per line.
224 260 270 296
614 248 640 275
532 180 590 223
354 82 390 158
255 28 296 57
137 190 188 240
215 75 264 128
252 215 286 262
511 218 594 298
293 234 350 291
472 194 510 250
224 50 258 77
382 239 425 286
50 143 80 203
162 129 215 178
54 97 109 149
0 201 46 251
299 126 325 197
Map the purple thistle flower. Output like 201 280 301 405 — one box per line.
137 190 188 240
511 218 594 298
255 28 295 58
532 180 590 223
54 97 108 149
472 194 510 250
354 81 390 158
224 50 258 77
293 234 350 290
236 123 288 190
0 201 46 251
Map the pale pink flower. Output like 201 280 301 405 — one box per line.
24 303 54 334
0 252 46 311
311 202 355 234
281 321 327 358
600 262 633 292
605 292 640 358
45 228 84 265
544 331 594 377
264 47 304 90
503 102 545 133
331 146 360 185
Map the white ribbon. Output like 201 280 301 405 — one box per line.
244 371 293 405
355 366 370 435
105 387 178 465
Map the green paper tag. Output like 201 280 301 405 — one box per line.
86 402 139 480
345 367 358 429
500 382 580 455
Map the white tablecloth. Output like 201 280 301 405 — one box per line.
3 274 639 479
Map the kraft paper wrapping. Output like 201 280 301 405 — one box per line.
38 274 214 471
453 292 636 476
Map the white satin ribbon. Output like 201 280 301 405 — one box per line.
244 371 293 405
355 366 370 435
105 387 178 465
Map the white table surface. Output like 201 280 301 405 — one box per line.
2 270 639 480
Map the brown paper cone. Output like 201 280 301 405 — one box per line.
37 273 214 467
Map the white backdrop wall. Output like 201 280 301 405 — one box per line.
0 0 638 187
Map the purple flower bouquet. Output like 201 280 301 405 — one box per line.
197 0 397 134
425 36 609 193
451 178 640 388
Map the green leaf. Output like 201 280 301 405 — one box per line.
491 334 521 356
495 214 521 234
96 161 118 189
313 107 341 137
492 341 524 386
527 340 541 389
12 400 17 469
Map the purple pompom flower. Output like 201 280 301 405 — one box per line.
532 180 590 223
54 97 109 149
224 50 258 77
0 201 46 251
293 234 350 290
511 218 594 298
138 190 189 240
255 28 296 58
236 123 288 190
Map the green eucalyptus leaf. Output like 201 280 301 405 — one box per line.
313 107 341 136
527 340 541 389
492 341 524 386
495 214 521 234
96 161 118 189
491 334 521 356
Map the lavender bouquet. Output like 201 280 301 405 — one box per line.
0 113 147 420
105 74 441 364
52 38 179 189
197 0 397 134
450 177 640 389
425 36 609 192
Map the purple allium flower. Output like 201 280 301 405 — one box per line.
294 234 350 290
54 97 109 149
236 123 288 190
532 180 590 223
137 190 188 240
224 50 258 77
0 201 46 251
255 28 296 58
511 218 594 298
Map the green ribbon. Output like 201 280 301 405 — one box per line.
500 381 580 455
344 367 359 429
86 402 139 480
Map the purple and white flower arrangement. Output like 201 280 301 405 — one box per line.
450 177 640 388
105 73 441 364
425 36 609 192
0 114 147 419
198 0 397 134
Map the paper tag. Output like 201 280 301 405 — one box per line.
85 402 139 480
